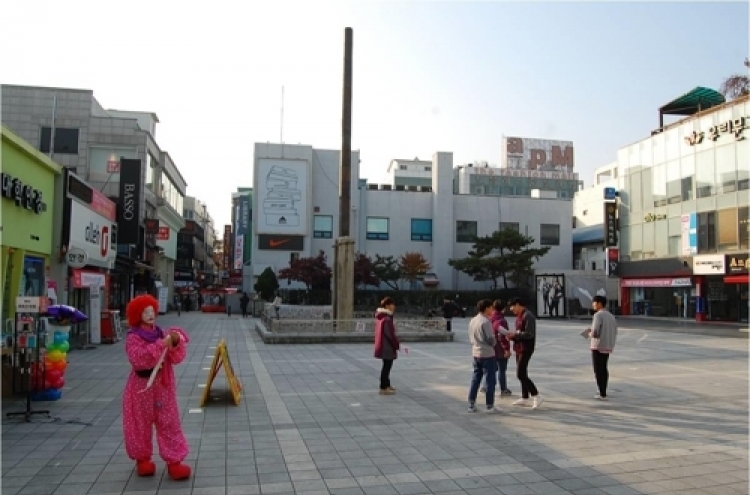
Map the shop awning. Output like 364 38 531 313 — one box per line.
659 87 725 128
724 275 749 284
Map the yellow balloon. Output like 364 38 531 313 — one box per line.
47 350 63 363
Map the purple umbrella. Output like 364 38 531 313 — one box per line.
44 305 88 324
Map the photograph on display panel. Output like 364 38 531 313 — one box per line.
536 274 566 318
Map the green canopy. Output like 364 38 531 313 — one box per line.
659 87 725 127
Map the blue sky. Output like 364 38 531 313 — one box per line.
2 1 747 228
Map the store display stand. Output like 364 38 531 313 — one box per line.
6 298 50 422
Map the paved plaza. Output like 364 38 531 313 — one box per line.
2 312 748 495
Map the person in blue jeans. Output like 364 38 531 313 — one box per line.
467 299 501 413
481 299 513 396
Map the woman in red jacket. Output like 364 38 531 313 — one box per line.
481 299 513 396
373 297 400 395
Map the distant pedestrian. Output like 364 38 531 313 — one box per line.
467 299 500 413
508 297 543 409
442 298 458 332
587 295 618 400
272 294 282 319
374 297 400 395
240 292 250 318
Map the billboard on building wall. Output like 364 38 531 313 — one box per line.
255 159 309 235
680 214 697 255
240 195 251 264
234 235 244 269
536 274 566 318
502 137 575 172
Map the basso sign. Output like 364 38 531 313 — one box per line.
68 201 117 269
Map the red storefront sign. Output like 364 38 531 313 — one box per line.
622 278 692 288
156 227 170 240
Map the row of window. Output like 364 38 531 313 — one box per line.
312 215 561 245
626 206 749 259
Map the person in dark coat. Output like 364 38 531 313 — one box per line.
373 297 400 395
442 298 458 332
240 292 250 318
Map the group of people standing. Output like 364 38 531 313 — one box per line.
373 294 618 408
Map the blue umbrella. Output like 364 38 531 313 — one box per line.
44 305 88 324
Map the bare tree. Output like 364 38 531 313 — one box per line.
720 58 750 99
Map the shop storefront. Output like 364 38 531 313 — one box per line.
1 126 61 321
62 171 117 345
693 253 749 323
621 277 694 318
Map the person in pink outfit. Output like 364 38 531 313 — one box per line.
122 295 191 481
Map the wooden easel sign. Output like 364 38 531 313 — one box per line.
200 339 242 406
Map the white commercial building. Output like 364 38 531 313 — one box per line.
251 143 573 290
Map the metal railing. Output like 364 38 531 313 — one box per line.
260 313 447 334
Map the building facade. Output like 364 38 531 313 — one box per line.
231 189 253 290
613 92 749 322
179 196 216 289
388 158 433 188
251 143 573 291
1 85 187 311
1 126 61 321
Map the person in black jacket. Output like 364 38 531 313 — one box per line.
508 297 543 409
442 299 458 332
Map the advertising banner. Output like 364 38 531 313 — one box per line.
68 201 116 269
118 158 142 245
681 214 697 256
234 235 244 270
536 274 566 318
256 159 309 235
503 137 575 172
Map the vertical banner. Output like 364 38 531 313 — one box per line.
239 195 251 264
234 235 244 269
606 248 619 277
223 225 231 277
535 274 566 318
603 202 618 247
117 158 142 245
681 213 697 255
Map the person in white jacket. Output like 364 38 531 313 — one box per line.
272 294 282 319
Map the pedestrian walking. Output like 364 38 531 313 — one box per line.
481 299 513 396
442 298 457 332
240 291 250 318
508 297 543 409
467 299 501 413
586 295 618 400
374 297 400 395
122 295 191 481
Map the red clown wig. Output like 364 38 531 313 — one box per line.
126 295 160 328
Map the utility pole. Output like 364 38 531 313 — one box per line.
333 27 355 321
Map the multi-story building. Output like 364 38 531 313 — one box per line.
180 196 216 288
609 89 748 322
388 158 433 188
1 85 187 311
250 143 573 291
231 188 253 290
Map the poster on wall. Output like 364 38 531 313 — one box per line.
118 158 143 245
234 235 244 269
20 256 46 297
256 158 309 235
681 213 697 256
536 274 566 318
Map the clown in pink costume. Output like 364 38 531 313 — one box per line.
122 295 191 481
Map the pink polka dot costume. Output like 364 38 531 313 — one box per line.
122 295 191 481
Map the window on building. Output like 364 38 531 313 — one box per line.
39 127 79 154
290 253 300 263
695 150 715 198
145 153 156 190
716 145 737 194
313 215 333 239
697 211 717 253
456 221 478 243
424 166 432 172
540 224 560 246
738 141 749 191
629 172 643 213
652 164 667 207
499 222 519 233
666 159 681 204
366 217 389 240
411 219 432 241
668 235 680 256
740 207 749 249
399 165 407 170
681 155 694 201
718 208 739 251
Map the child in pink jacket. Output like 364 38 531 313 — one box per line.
122 295 191 481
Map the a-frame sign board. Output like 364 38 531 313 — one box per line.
200 339 242 406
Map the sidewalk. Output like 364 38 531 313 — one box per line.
2 312 748 495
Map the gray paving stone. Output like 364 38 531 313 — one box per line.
2 314 746 495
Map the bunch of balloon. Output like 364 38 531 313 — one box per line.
31 326 70 401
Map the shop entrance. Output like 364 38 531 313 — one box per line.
631 287 694 318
